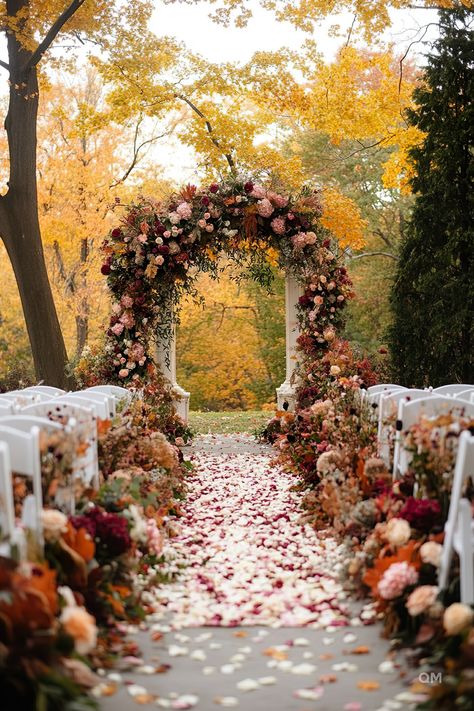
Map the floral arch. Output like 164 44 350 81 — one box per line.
99 176 353 419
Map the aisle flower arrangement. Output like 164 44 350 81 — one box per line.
0 388 191 709
271 356 474 709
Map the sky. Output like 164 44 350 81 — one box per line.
144 1 439 181
0 1 440 183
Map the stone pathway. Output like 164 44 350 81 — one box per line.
99 435 420 711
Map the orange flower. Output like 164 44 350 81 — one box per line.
363 540 420 598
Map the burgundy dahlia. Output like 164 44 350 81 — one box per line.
399 497 442 532
101 263 111 275
72 507 131 559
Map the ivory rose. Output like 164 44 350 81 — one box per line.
443 603 474 636
41 509 68 542
330 365 341 376
385 518 411 548
420 541 443 567
406 585 439 616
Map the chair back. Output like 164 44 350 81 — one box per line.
0 426 43 538
58 393 111 419
439 431 474 592
434 384 474 397
24 385 66 397
86 385 131 406
0 415 64 434
0 441 15 546
378 389 432 467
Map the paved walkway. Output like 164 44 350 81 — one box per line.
99 435 419 711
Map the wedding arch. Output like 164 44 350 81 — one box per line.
100 176 353 420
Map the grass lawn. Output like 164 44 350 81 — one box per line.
189 410 271 434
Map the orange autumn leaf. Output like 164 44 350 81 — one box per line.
97 419 112 436
351 645 371 655
357 680 380 691
63 522 96 563
23 564 58 615
363 540 420 596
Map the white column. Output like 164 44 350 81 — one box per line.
276 275 302 411
155 322 191 424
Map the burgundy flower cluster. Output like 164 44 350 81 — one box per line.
72 506 132 561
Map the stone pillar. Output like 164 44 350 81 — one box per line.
155 323 191 424
276 275 302 411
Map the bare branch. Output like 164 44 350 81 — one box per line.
0 60 9 72
350 251 399 261
109 121 175 188
23 0 87 73
177 94 235 171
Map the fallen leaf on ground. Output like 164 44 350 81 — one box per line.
357 680 380 691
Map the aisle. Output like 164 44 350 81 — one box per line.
100 435 416 711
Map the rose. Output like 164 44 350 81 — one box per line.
420 541 443 567
101 263 111 275
385 518 411 547
257 198 274 217
41 509 68 542
406 585 439 616
443 603 474 635
399 497 442 531
60 604 98 655
377 561 419 600
209 183 219 193
119 368 129 378
155 255 165 266
176 202 192 219
330 365 341 376
244 181 254 193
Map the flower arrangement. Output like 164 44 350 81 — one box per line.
96 177 351 386
273 356 474 708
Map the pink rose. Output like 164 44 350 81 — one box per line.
118 368 129 378
155 255 165 266
271 216 286 235
257 198 274 218
111 323 124 336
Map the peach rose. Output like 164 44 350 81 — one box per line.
406 585 439 616
420 541 443 568
385 518 411 547
61 605 98 655
443 603 474 636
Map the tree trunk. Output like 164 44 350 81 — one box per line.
0 0 72 388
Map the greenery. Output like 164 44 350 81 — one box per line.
390 8 474 386
188 410 271 434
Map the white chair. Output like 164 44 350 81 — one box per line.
378 389 433 467
0 426 43 547
59 393 112 419
0 441 15 556
367 384 408 396
85 385 132 407
434 384 474 397
439 431 474 604
0 401 13 415
21 401 99 489
456 389 474 404
1 391 49 407
24 385 65 398
393 396 474 479
0 415 64 434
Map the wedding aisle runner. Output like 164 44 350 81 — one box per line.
101 435 414 711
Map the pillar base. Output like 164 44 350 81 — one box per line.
276 380 297 412
172 383 191 424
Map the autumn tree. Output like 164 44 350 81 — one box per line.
390 8 474 385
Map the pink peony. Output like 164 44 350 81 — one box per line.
377 561 419 600
251 185 266 199
292 234 306 249
271 216 286 235
111 322 125 336
176 202 193 220
257 198 274 218
119 311 135 329
121 295 133 309
267 191 288 208
146 518 163 556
